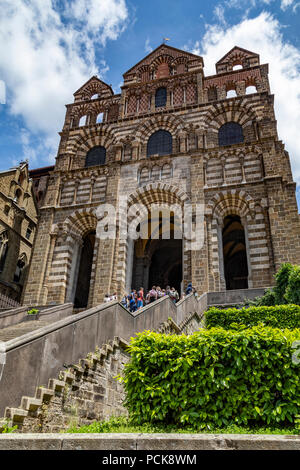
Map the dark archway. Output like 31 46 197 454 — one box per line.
222 215 248 290
131 210 182 294
74 231 95 308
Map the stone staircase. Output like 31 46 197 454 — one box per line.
0 312 201 433
0 318 53 342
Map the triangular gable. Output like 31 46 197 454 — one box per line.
73 76 113 100
123 43 203 77
216 46 259 65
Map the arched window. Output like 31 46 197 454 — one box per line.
0 231 8 272
218 122 244 146
208 87 217 102
14 253 27 283
147 130 172 157
246 85 257 94
85 146 106 167
155 87 167 107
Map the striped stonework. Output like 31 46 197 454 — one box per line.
22 45 300 307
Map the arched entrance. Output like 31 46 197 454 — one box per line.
73 231 95 308
131 209 183 294
222 215 248 290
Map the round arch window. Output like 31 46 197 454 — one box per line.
85 146 106 167
155 87 167 107
147 130 172 157
218 122 244 146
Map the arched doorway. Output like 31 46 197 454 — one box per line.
73 231 95 308
131 210 183 294
222 215 248 290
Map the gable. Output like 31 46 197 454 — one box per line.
73 76 114 102
123 44 203 83
216 46 260 73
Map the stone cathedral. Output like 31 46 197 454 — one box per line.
22 44 300 309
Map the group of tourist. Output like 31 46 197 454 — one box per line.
120 286 179 312
104 283 197 312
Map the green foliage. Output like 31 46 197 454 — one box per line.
285 266 300 305
248 288 276 307
27 308 39 315
205 305 300 330
120 328 300 429
249 264 300 307
274 263 294 304
65 415 298 434
1 422 18 433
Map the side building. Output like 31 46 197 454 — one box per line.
22 45 300 308
0 161 38 303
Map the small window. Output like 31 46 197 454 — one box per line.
147 130 172 157
85 146 106 167
226 89 237 98
96 112 104 123
155 88 167 108
25 227 32 240
219 122 244 146
246 85 257 95
4 205 10 216
232 64 243 71
14 189 22 204
79 115 87 126
208 87 217 102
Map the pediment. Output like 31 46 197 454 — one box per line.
73 76 113 101
123 44 203 79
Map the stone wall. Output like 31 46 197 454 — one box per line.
1 312 202 433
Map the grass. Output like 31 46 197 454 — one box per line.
65 416 299 435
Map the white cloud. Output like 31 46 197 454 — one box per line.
187 12 300 192
145 38 153 54
280 0 295 9
213 4 227 25
0 0 128 166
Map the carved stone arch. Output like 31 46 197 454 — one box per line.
63 207 98 239
69 126 116 169
205 190 257 291
135 114 185 143
205 189 255 220
128 182 189 210
150 54 174 69
203 100 258 148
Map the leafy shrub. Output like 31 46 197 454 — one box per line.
274 263 294 304
205 305 300 330
27 308 39 315
121 328 300 428
285 266 300 305
249 264 300 307
248 288 276 307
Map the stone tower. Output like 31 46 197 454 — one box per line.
23 44 300 308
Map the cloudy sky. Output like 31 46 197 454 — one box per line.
0 0 299 207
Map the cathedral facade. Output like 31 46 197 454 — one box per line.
22 45 300 308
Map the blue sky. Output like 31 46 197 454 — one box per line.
0 0 299 208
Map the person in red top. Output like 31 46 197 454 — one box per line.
137 287 144 309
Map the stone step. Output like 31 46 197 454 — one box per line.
5 407 28 422
35 387 54 402
0 319 52 342
21 397 43 412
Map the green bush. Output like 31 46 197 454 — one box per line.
205 305 300 330
274 263 294 304
121 328 300 428
249 264 300 307
285 266 300 305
